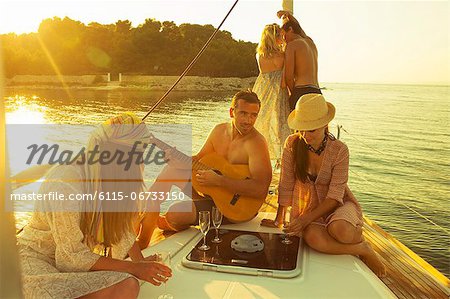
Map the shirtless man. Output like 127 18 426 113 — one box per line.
278 10 322 111
137 90 272 248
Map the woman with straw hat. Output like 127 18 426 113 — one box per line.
17 112 171 298
261 94 386 277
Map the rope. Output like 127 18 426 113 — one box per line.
142 0 240 121
338 125 448 234
338 125 446 180
348 167 449 235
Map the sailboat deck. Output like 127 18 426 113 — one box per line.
149 178 449 299
261 193 449 299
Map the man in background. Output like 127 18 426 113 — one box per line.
278 10 322 111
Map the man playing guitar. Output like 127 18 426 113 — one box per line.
138 90 272 248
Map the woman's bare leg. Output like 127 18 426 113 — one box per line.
303 224 386 277
163 201 197 231
78 277 139 299
142 165 194 232
327 219 363 244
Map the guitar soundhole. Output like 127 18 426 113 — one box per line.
230 194 240 206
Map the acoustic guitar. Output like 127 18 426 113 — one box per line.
149 135 264 223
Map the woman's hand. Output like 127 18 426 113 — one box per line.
284 214 312 236
260 217 283 228
277 10 292 19
130 261 172 286
260 205 286 228
260 219 281 228
144 254 158 262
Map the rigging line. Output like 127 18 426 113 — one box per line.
339 125 447 180
348 167 449 235
338 126 385 156
142 0 240 121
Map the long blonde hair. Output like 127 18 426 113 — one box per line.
79 112 149 250
256 23 284 58
80 141 143 248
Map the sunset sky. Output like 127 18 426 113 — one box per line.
0 0 448 84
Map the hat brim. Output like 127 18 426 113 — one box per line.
287 102 335 131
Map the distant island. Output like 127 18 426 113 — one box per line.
5 74 257 92
1 17 258 80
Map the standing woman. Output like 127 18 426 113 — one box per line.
261 94 386 277
17 112 171 299
253 23 290 165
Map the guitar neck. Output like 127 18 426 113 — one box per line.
150 137 210 171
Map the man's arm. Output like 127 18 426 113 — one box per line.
277 10 293 21
216 137 272 199
194 125 218 161
278 10 307 38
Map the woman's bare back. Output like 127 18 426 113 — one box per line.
257 53 285 73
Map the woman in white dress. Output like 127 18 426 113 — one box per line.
253 23 290 165
17 112 171 299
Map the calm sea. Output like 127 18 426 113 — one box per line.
4 83 449 278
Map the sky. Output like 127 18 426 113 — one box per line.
0 0 449 85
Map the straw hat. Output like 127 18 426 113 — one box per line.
287 94 335 131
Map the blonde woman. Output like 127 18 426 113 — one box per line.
253 23 290 165
17 112 171 299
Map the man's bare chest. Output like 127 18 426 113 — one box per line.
212 138 248 165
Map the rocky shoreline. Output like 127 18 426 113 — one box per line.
5 75 257 92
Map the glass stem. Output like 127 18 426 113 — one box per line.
203 235 206 246
215 228 218 239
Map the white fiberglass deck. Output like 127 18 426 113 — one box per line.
139 212 395 299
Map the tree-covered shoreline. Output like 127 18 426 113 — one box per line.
1 17 258 79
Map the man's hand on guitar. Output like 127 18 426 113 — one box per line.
196 170 222 186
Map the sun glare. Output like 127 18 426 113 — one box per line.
6 96 47 124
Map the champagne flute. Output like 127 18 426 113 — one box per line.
198 211 211 250
156 251 173 299
211 206 223 243
281 206 293 245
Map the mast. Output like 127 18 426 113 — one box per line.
0 48 23 298
282 0 294 13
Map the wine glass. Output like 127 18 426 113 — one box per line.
281 206 293 245
156 251 173 299
211 206 223 243
198 211 210 251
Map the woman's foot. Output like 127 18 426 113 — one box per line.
358 241 387 278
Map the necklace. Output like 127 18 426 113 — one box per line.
307 135 328 155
